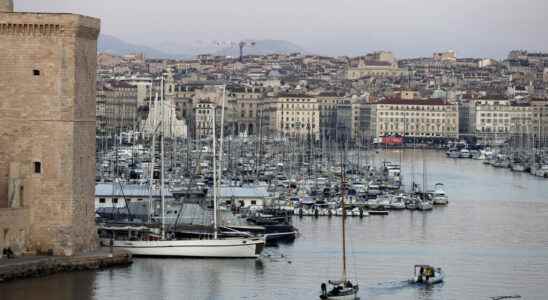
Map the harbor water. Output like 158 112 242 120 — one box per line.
1 150 547 300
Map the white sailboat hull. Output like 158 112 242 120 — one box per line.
322 294 359 300
110 238 265 258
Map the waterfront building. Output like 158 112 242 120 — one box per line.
317 93 342 142
194 101 215 139
96 81 138 133
227 86 263 137
365 97 459 142
460 97 545 145
263 95 320 140
359 101 378 144
214 186 270 208
530 99 548 147
95 183 174 209
458 99 475 140
0 1 100 255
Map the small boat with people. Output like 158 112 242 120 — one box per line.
410 265 444 285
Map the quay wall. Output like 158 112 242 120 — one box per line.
0 249 132 283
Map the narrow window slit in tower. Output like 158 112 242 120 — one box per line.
34 161 41 174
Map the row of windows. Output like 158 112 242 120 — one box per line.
283 117 315 122
282 111 316 116
282 123 317 129
478 106 529 111
380 105 455 111
281 104 317 109
282 98 314 102
380 124 456 132
480 113 510 117
98 198 127 204
380 111 456 117
378 118 456 124
379 131 455 137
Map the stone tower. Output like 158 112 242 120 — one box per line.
0 2 100 255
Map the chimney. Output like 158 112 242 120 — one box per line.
0 0 13 12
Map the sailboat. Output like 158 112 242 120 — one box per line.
320 148 359 300
108 82 265 258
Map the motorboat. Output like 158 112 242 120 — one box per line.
417 200 433 211
446 148 459 158
405 196 418 210
532 164 548 178
410 265 444 285
367 181 381 196
389 194 406 210
510 162 526 172
459 149 471 158
431 183 449 205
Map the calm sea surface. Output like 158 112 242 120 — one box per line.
1 150 547 300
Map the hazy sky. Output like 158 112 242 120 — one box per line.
16 0 548 58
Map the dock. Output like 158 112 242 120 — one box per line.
0 248 132 283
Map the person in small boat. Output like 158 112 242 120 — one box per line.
424 267 432 282
418 267 424 283
321 283 327 296
345 281 353 288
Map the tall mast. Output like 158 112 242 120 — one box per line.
160 76 166 240
341 144 348 282
212 103 218 239
422 150 427 194
216 85 226 236
148 92 158 224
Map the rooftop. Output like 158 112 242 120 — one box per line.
376 97 450 106
95 183 173 198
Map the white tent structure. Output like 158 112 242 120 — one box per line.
142 94 187 139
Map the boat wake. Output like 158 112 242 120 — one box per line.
374 280 412 289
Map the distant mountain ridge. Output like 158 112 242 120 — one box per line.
98 34 305 59
98 34 181 59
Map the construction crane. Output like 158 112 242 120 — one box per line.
238 41 256 62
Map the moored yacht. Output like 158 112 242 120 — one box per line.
111 236 264 258
431 183 449 205
417 199 433 211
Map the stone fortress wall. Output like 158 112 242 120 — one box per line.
0 1 100 256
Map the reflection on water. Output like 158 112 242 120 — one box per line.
1 150 547 300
